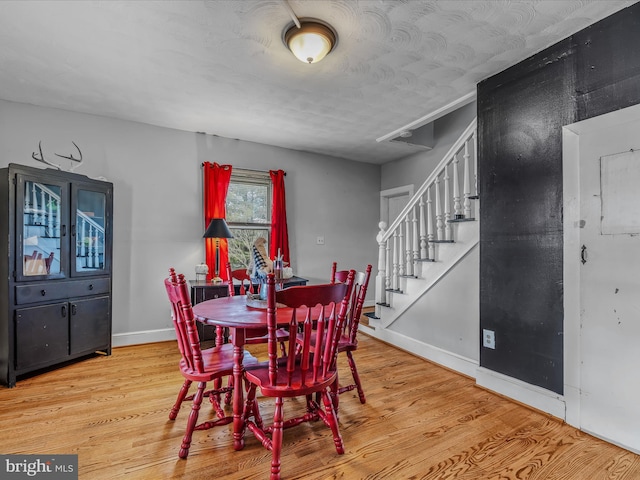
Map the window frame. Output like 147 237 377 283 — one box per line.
225 169 272 270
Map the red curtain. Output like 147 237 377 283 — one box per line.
270 170 290 265
203 162 232 281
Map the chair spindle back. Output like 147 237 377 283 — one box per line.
269 270 355 387
164 268 204 374
331 263 372 344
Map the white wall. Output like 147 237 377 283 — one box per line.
0 99 380 345
390 246 479 362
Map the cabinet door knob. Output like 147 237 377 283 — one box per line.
61 305 67 317
41 289 46 296
88 284 94 290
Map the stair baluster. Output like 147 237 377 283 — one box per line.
453 153 462 219
419 197 427 260
392 231 400 291
404 215 412 277
376 222 388 307
444 165 451 241
39 188 46 226
427 186 435 260
463 140 472 217
435 176 443 241
412 208 419 273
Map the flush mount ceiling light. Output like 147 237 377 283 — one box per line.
283 19 337 64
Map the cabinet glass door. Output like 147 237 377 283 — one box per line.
71 183 111 276
17 174 69 281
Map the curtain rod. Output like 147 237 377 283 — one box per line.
201 163 286 175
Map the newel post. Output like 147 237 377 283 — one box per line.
376 221 387 308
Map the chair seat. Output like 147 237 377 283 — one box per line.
180 343 258 382
337 336 356 352
245 357 338 398
297 332 354 353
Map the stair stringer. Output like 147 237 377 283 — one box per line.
371 219 478 330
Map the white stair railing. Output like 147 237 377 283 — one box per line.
376 119 477 308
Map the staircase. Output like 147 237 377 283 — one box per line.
361 119 479 372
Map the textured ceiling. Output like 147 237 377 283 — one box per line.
0 0 634 164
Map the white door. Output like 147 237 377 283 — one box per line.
564 105 640 453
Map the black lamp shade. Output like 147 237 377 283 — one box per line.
203 218 233 239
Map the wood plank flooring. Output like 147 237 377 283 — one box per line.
1 334 638 479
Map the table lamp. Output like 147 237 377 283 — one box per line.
203 218 233 284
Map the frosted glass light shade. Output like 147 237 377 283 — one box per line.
284 21 336 64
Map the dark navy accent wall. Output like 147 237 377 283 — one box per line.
477 3 640 395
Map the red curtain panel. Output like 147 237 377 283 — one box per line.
269 169 290 265
203 162 232 281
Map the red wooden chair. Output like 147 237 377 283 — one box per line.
225 262 289 356
242 272 355 480
227 265 254 295
331 263 372 403
44 252 55 274
164 268 258 458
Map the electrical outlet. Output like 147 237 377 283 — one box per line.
316 236 325 245
483 329 495 349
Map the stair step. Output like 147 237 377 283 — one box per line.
430 240 455 244
448 217 476 223
416 258 435 263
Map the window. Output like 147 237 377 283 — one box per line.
226 169 272 270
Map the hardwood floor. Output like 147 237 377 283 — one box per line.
1 333 638 479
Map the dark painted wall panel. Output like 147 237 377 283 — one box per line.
574 9 640 121
478 3 640 394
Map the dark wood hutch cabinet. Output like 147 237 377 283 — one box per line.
0 163 113 387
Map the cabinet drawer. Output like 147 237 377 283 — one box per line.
15 278 110 305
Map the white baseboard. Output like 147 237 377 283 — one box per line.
361 324 567 420
112 328 176 347
475 367 566 420
359 325 478 378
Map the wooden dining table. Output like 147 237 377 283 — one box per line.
192 295 295 451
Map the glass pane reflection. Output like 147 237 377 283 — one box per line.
23 180 61 276
76 189 106 273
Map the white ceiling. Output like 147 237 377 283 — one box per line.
0 0 633 164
